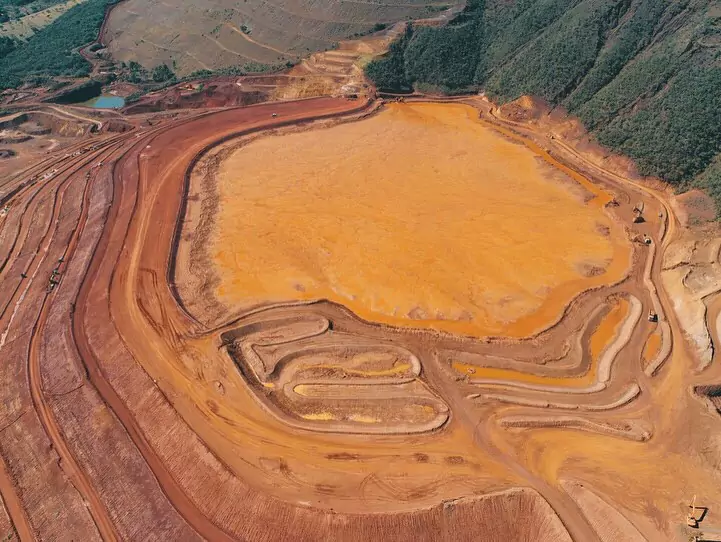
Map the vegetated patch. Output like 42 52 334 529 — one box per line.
0 0 86 40
0 0 117 89
0 34 16 59
691 154 721 219
445 455 465 464
48 78 102 103
365 0 721 213
326 452 361 461
674 189 718 226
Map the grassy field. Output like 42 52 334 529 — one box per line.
102 0 461 76
0 0 85 39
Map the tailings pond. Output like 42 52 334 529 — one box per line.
211 102 631 337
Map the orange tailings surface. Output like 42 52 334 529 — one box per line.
212 103 630 336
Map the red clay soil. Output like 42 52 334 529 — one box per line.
0 90 719 542
122 80 270 114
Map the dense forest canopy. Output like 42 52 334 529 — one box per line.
0 0 115 89
366 0 721 213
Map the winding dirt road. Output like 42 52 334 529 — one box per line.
0 91 718 542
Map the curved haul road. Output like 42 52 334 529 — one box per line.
0 93 716 541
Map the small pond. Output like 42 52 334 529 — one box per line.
81 95 126 109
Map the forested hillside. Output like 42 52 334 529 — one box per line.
367 0 721 212
0 0 114 89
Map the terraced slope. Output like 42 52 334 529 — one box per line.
102 0 459 76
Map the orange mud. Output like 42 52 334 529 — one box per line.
642 331 662 367
212 103 630 337
452 298 629 387
589 299 628 360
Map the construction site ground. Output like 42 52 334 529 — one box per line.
0 33 720 542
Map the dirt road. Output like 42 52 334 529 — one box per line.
0 93 718 541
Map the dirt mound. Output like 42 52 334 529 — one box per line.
695 385 721 413
0 111 95 138
432 489 572 542
496 95 550 123
0 130 31 144
123 81 268 114
673 189 718 225
103 119 133 133
561 481 646 541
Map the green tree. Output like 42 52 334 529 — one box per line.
151 63 174 82
364 24 413 91
0 35 15 58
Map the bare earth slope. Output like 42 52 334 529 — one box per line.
103 0 459 75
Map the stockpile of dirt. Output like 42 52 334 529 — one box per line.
124 82 268 114
103 119 133 133
0 111 95 138
0 130 31 144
